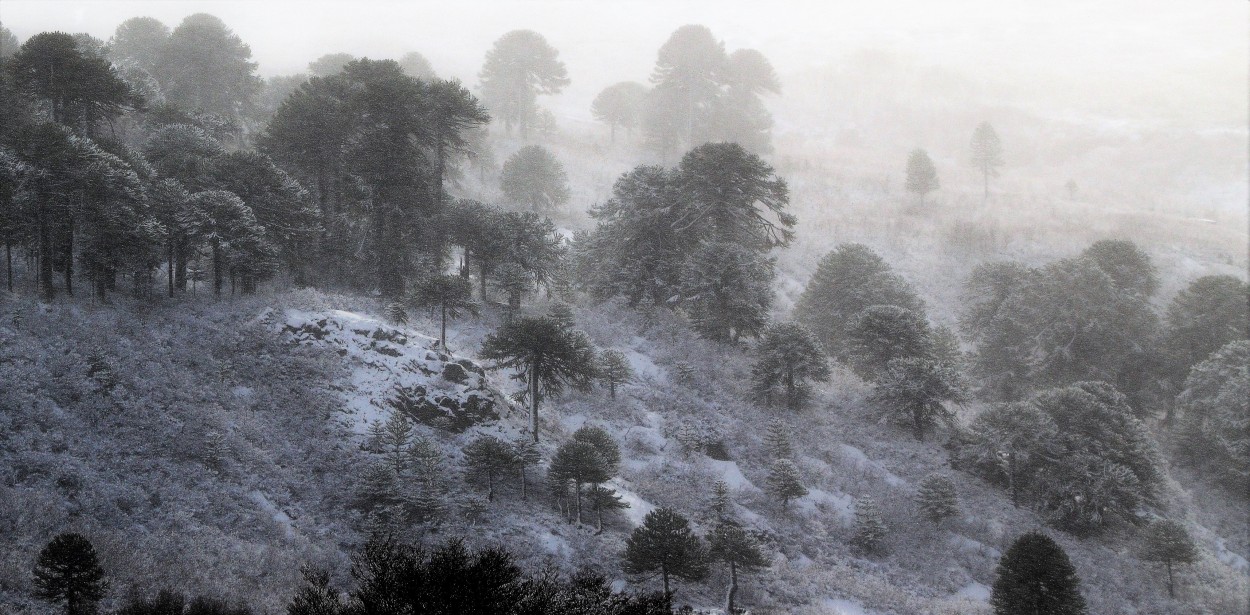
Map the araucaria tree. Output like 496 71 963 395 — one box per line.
904 148 939 205
851 496 888 555
751 323 831 410
591 81 647 143
871 357 966 441
477 30 569 137
411 274 478 349
970 121 1004 203
33 533 108 615
463 435 517 502
991 532 1087 615
763 418 793 459
793 243 924 361
500 145 570 213
623 507 709 603
548 439 613 524
766 459 807 508
845 305 933 380
480 317 598 443
708 521 768 615
1174 340 1249 490
1140 519 1199 598
915 473 959 525
596 349 634 399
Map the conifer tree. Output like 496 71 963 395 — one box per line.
990 532 1087 615
32 533 108 615
548 440 612 525
408 435 442 486
708 480 734 524
851 496 888 555
970 121 1004 204
380 412 413 475
1141 519 1199 598
766 459 807 508
915 473 959 525
793 243 924 361
751 323 831 409
763 418 793 460
463 435 517 502
571 425 622 476
410 274 478 348
356 461 399 510
904 148 939 205
845 305 933 380
585 484 630 533
597 349 634 399
871 357 967 441
547 302 576 330
623 507 709 603
480 317 598 443
708 522 768 615
511 437 541 500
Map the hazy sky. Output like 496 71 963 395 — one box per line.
4 1 1245 88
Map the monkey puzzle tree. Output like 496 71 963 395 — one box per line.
32 533 108 615
904 148 939 205
1140 519 1198 599
500 144 570 213
623 507 708 604
990 532 1087 615
591 81 647 143
410 274 478 348
708 521 768 615
480 317 598 443
477 29 568 137
751 322 831 410
970 121 1004 204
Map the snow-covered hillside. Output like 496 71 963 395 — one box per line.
3 289 1244 614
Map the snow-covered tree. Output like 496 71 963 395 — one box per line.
766 459 807 508
597 349 634 399
511 437 541 500
681 241 774 343
794 243 924 361
871 357 967 441
1161 275 1249 407
845 305 933 380
915 473 959 525
708 480 734 524
480 317 598 443
584 484 630 533
950 401 1059 508
410 274 478 348
591 81 647 142
1174 340 1249 490
549 440 612 525
708 521 768 615
991 532 1087 615
851 496 888 555
763 418 793 460
500 145 570 213
571 425 621 476
751 322 831 409
379 412 413 475
463 435 517 502
623 507 708 603
478 30 568 137
1140 519 1199 598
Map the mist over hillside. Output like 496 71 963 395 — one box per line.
0 3 1246 615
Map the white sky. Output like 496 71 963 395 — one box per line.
3 1 1245 86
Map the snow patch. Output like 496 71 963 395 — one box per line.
955 581 991 602
608 478 656 526
248 490 293 539
838 444 907 487
819 597 878 615
705 459 756 491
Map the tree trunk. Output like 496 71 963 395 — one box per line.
175 240 187 291
5 240 12 293
212 240 223 297
1166 560 1174 598
530 364 541 443
440 303 447 348
519 467 527 501
662 564 671 608
609 379 616 399
38 194 54 301
487 471 494 502
574 480 582 524
913 405 925 442
726 560 738 615
1008 454 1020 508
63 217 73 296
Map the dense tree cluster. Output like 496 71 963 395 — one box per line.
950 381 1165 534
576 142 793 343
641 25 780 156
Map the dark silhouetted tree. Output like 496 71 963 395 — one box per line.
904 148 939 205
500 145 569 213
477 30 568 137
766 459 807 508
708 521 768 615
32 533 108 615
464 435 518 502
1141 519 1198 598
990 532 1087 615
871 357 967 441
623 507 708 604
970 121 1003 204
411 274 478 348
915 473 959 525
